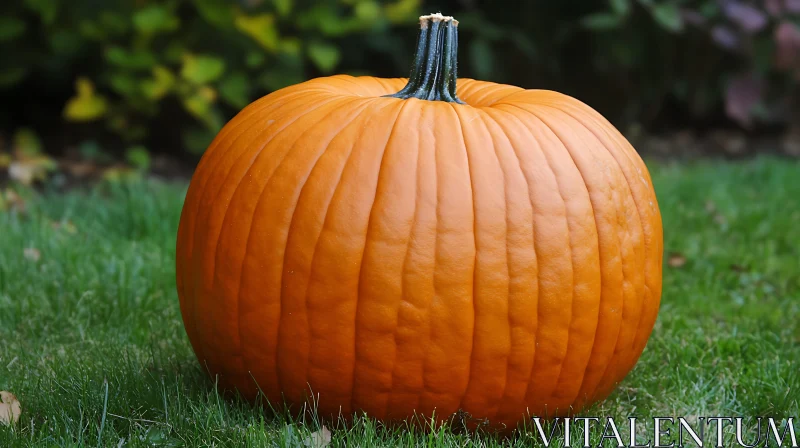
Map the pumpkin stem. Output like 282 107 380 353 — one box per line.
385 13 464 104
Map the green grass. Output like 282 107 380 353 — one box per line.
1 157 799 447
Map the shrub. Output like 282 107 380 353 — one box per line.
443 0 800 131
0 0 420 154
1 0 799 158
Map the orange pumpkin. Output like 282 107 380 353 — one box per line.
176 13 663 432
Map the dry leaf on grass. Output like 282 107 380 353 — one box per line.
703 200 727 226
51 220 78 234
668 252 687 268
0 391 21 425
8 157 57 186
730 263 749 273
5 128 57 186
23 247 41 262
0 189 26 213
8 162 38 186
61 160 99 178
303 426 331 448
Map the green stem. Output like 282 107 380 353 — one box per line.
385 13 464 104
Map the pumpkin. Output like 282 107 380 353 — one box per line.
176 13 663 432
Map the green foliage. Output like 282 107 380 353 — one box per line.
0 17 27 41
307 41 341 73
0 0 420 154
571 0 796 126
13 128 43 156
132 5 181 34
650 3 683 33
125 145 152 171
63 78 108 121
2 0 799 156
438 0 800 130
235 13 280 51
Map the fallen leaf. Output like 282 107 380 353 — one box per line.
0 391 21 426
730 264 749 273
51 220 78 234
8 155 57 186
0 189 26 213
303 426 331 448
62 160 99 178
668 252 687 268
23 247 41 262
8 162 36 185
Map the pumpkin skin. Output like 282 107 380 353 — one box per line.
175 17 663 432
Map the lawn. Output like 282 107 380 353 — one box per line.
1 157 798 447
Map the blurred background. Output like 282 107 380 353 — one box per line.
2 0 800 186
2 3 800 443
